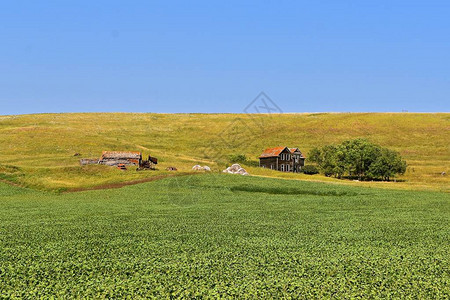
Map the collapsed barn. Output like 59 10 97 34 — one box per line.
80 151 158 170
99 151 142 166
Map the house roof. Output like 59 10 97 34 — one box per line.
259 147 305 158
290 148 306 158
259 147 289 158
101 151 142 159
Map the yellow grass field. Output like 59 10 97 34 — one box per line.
0 113 448 191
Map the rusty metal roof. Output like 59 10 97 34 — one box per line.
101 151 142 159
259 147 305 158
259 147 289 158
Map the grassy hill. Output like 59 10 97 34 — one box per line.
1 175 449 298
0 113 449 191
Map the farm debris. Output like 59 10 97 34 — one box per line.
192 165 211 171
223 164 249 176
73 153 81 156
80 159 99 165
166 167 178 171
117 164 127 170
137 156 158 171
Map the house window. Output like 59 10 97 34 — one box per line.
281 164 284 172
270 164 273 169
286 164 290 172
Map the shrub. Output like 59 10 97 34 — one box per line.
301 165 319 175
228 154 259 167
228 154 247 164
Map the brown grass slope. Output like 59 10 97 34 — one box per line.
0 113 448 191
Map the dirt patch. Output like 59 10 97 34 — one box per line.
0 178 23 188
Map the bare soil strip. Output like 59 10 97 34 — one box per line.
0 178 23 188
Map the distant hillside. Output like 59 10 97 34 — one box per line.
0 113 448 191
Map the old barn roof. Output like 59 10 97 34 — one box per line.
101 151 142 159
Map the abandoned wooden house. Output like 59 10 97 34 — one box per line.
259 146 305 172
98 151 142 166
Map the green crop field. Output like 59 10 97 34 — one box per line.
0 174 449 298
1 113 449 297
0 113 449 191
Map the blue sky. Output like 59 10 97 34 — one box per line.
1 1 449 114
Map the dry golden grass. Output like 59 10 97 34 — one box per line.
0 113 448 191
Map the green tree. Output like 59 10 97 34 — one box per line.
368 148 407 181
340 139 381 180
308 139 407 181
308 147 322 164
312 145 343 178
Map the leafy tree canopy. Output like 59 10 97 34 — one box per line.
308 139 407 181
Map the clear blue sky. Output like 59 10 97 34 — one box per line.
1 1 449 114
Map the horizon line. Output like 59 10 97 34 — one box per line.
1 111 449 117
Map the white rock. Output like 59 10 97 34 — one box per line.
237 168 247 174
222 164 250 176
230 163 241 171
192 165 203 171
203 166 211 171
